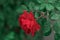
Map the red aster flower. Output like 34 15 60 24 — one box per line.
18 10 41 36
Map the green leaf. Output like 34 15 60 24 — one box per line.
20 30 26 40
16 5 28 14
0 12 4 27
35 12 40 18
46 4 54 11
0 12 4 21
37 0 45 3
33 30 43 40
43 21 51 36
37 0 41 3
51 14 60 20
55 2 60 10
49 11 55 18
21 5 28 10
53 21 60 34
28 2 35 11
54 33 60 40
39 3 46 10
56 6 60 10
34 5 40 10
4 31 15 40
48 0 57 3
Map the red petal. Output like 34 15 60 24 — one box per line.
31 27 35 36
29 11 35 20
34 22 40 31
29 11 34 17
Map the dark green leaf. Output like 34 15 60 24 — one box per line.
53 20 60 35
33 30 43 40
0 12 4 27
43 21 51 36
16 5 28 14
54 33 60 40
35 12 40 18
20 30 26 40
7 11 19 28
0 0 6 4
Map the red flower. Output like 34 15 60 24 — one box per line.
18 10 41 36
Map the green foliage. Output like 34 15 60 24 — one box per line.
39 3 54 11
28 2 35 11
37 17 51 36
7 11 19 27
54 33 60 40
34 5 40 10
47 0 57 3
46 4 54 11
4 31 15 40
0 0 6 4
37 0 57 3
39 3 46 10
0 12 4 29
43 21 51 36
19 30 26 40
53 20 60 35
55 1 60 10
51 13 60 20
34 12 40 18
53 15 60 39
33 30 43 40
16 5 28 14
